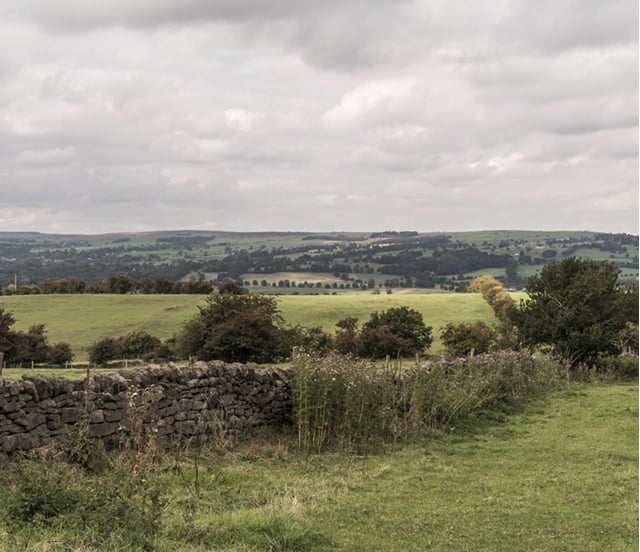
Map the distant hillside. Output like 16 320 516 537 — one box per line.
0 230 637 292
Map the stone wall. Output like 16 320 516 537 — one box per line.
0 361 292 461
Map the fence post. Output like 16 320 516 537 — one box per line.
0 352 3 376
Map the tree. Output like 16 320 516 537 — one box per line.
88 337 119 366
440 321 495 357
177 284 289 363
48 342 75 366
12 324 51 364
511 257 639 366
118 330 162 359
0 310 58 365
359 306 432 358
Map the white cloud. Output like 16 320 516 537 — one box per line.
322 79 416 129
224 108 265 132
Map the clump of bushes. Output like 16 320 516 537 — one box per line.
0 308 74 366
292 350 562 453
88 329 174 366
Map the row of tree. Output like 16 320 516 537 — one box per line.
3 276 214 296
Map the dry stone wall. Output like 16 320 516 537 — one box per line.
0 361 292 461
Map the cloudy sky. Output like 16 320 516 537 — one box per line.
1 1 637 235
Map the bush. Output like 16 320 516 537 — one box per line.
48 341 75 366
88 337 119 365
592 355 639 380
440 321 496 357
403 351 561 432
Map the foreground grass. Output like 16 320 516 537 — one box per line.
0 293 496 361
0 383 636 551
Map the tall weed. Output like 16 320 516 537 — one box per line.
292 350 562 452
292 350 398 453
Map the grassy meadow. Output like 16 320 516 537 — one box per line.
0 292 499 362
0 383 636 551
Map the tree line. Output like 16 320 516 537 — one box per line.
2 276 214 296
88 258 639 372
0 257 637 373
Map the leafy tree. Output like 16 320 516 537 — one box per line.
440 321 495 357
360 306 432 358
177 284 289 363
511 257 639 366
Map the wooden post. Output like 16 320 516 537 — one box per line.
0 352 3 376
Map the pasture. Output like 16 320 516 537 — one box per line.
0 383 635 550
0 292 499 362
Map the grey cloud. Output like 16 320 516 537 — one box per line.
0 0 636 235
6 0 408 30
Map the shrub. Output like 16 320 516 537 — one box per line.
440 321 496 357
48 341 75 366
88 337 119 365
592 355 639 381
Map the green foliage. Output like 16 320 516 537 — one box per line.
334 316 361 355
0 458 167 550
440 321 496 357
178 285 291 363
292 351 397 453
512 257 639 366
119 329 162 359
0 307 74 366
47 341 74 365
284 325 335 355
592 355 639 381
88 330 169 365
88 336 119 365
360 306 433 358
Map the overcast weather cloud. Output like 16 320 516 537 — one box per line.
0 0 637 234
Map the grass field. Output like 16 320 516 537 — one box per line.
0 292 498 362
0 383 636 550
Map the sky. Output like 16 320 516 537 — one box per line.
0 0 638 235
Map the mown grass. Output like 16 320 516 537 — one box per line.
0 292 497 362
0 383 635 551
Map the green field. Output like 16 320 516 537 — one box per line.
0 383 636 550
0 292 499 362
